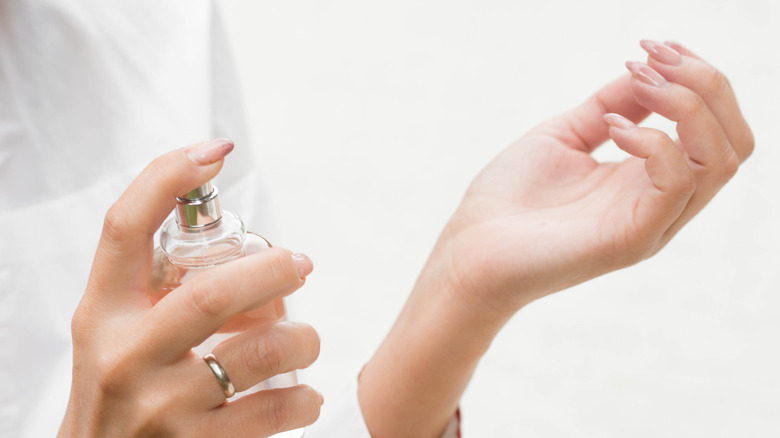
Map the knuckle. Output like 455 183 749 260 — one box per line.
132 392 174 436
102 203 131 243
303 324 321 349
70 311 90 344
644 128 672 145
69 300 95 342
297 386 323 423
95 352 130 395
144 153 177 185
251 332 285 375
300 324 321 363
678 93 707 118
265 249 299 285
299 386 323 424
721 150 740 180
261 386 321 433
262 397 291 433
677 166 698 198
740 126 755 159
189 286 228 319
702 65 731 95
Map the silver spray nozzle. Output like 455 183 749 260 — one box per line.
176 182 222 228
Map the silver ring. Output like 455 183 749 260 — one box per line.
202 353 235 399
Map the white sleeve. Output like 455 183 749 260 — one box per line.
304 375 461 438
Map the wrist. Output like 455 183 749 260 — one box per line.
424 222 532 335
416 269 503 348
359 228 508 437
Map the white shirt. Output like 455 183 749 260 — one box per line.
0 1 458 436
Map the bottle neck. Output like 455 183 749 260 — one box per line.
175 183 222 228
161 209 246 268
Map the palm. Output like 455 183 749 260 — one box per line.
446 128 662 308
475 133 646 208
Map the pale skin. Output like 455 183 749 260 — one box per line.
358 40 753 437
60 142 324 437
61 40 753 437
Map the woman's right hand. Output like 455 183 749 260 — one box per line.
58 140 322 438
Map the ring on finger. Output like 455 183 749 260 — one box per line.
202 353 235 399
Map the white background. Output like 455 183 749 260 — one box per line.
220 1 779 436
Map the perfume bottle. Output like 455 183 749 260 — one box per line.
148 181 296 393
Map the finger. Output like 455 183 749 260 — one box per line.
532 74 651 153
89 139 234 300
193 321 320 409
141 248 312 362
625 62 741 241
199 385 322 438
603 113 695 242
640 40 754 162
626 62 739 173
664 40 703 61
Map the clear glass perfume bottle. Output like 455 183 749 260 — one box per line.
147 182 297 393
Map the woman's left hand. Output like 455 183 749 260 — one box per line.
435 40 754 327
360 40 754 438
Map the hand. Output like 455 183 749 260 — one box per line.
359 40 753 438
59 140 322 438
437 40 754 324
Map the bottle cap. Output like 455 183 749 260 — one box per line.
175 182 222 228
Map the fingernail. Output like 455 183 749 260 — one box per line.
625 61 669 87
640 40 682 66
186 138 234 165
603 113 637 130
291 253 313 278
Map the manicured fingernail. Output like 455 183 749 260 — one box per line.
603 113 637 130
625 61 669 87
291 253 313 278
640 40 682 66
186 138 234 165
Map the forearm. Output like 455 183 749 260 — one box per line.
358 234 511 438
